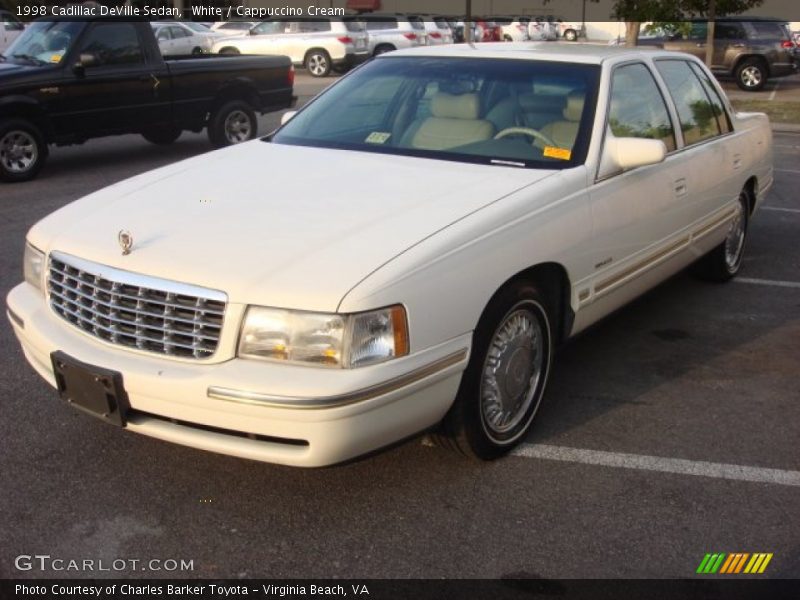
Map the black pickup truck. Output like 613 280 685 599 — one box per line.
0 18 295 182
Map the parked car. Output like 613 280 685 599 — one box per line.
0 18 295 182
1 9 25 53
475 19 503 42
357 13 420 56
662 18 797 91
7 44 772 467
556 18 582 41
151 21 228 55
409 15 453 45
494 16 531 42
405 15 429 46
212 18 369 77
528 17 558 41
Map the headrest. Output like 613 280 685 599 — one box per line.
431 93 481 120
563 91 585 122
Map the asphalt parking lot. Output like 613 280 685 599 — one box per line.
1 72 798 580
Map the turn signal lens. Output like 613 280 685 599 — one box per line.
23 242 45 294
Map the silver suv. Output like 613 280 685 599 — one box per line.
212 18 369 77
358 14 422 56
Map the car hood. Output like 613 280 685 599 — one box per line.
33 142 555 312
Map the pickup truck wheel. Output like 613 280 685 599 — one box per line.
0 119 46 183
433 281 553 460
142 127 181 145
305 50 331 77
208 101 257 147
735 58 767 91
696 190 750 282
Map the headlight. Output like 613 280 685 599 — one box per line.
238 305 409 368
23 242 45 293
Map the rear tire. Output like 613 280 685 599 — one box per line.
142 127 181 145
564 29 578 41
219 47 240 55
191 47 203 55
0 118 47 183
373 44 395 56
305 49 331 77
433 280 554 460
207 100 257 148
735 58 768 91
695 189 750 282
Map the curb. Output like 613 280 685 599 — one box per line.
772 122 800 133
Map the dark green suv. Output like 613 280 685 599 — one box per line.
663 18 797 91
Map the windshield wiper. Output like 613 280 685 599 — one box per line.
12 53 47 65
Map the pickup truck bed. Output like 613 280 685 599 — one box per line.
0 18 295 182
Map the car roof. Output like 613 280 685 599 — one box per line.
387 42 687 64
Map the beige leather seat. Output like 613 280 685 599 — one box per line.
537 91 585 149
407 93 495 151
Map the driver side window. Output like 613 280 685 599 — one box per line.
608 63 676 152
79 23 144 67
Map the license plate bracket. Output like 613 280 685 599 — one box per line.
51 351 129 427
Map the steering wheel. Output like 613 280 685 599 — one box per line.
494 126 556 148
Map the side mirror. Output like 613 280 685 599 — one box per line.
280 110 297 126
73 52 98 72
598 136 667 179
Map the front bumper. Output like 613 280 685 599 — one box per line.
6 282 469 467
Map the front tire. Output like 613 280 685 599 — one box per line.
219 47 240 55
696 189 750 282
0 118 47 183
434 281 553 460
207 100 257 148
564 29 578 41
735 58 767 91
305 49 331 77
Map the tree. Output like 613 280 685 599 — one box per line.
613 0 764 65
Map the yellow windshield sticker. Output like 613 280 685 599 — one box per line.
50 54 63 64
365 131 391 144
543 146 572 161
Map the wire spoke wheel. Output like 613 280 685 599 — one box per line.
480 305 544 439
724 195 747 271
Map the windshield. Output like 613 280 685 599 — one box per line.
5 21 83 65
273 57 599 169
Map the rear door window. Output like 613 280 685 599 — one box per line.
655 60 723 146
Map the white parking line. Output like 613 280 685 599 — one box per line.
734 277 800 289
512 444 800 487
768 81 780 101
761 206 800 214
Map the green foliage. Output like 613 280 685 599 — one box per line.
613 0 764 20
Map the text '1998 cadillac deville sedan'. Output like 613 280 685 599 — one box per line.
7 44 772 467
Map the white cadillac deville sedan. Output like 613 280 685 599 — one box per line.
7 44 772 467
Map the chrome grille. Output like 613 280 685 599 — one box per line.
47 252 226 359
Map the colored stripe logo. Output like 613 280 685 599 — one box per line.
696 553 773 574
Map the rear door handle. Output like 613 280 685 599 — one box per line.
674 178 688 197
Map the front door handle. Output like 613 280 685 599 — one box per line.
674 178 688 197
